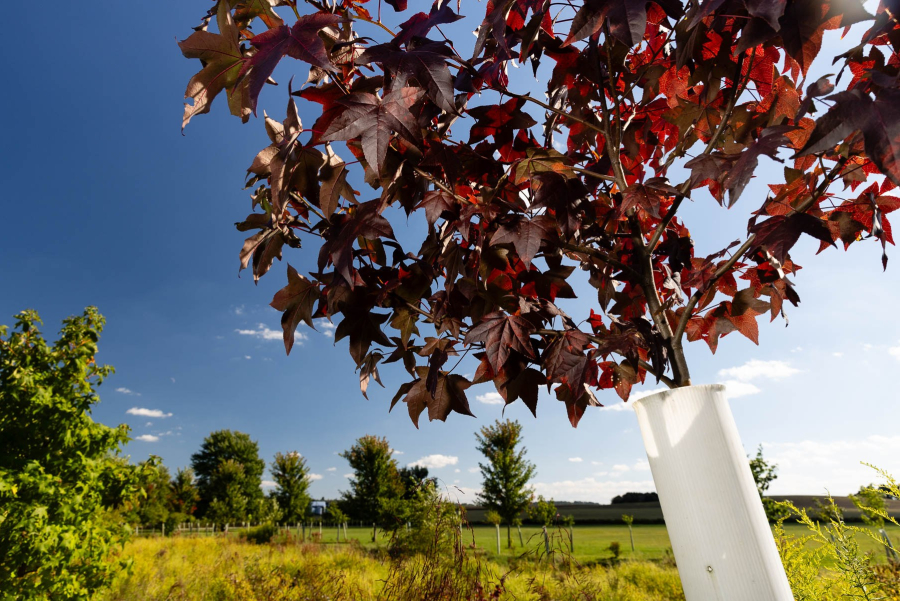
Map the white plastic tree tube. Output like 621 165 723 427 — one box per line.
632 384 793 601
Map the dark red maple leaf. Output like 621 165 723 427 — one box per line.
395 0 465 46
464 312 536 372
357 41 458 114
319 200 396 285
179 2 250 129
391 367 474 427
322 88 422 174
242 13 342 112
490 215 555 267
566 0 683 47
749 212 835 264
723 126 794 206
270 264 321 354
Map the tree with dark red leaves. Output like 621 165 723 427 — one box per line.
179 0 900 428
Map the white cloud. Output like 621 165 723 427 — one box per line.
533 478 655 504
718 359 800 382
889 345 900 361
245 355 252 360
126 407 172 418
410 454 459 469
468 467 479 473
326 467 337 472
134 434 159 442
344 473 354 479
315 319 336 338
145 422 153 427
594 471 609 477
764 435 900 496
116 387 140 396
390 449 404 456
611 464 630 473
601 387 668 411
170 377 176 383
234 305 245 316
591 461 603 466
454 468 460 473
476 392 505 405
633 460 651 472
832 352 844 358
237 323 307 343
309 473 323 481
723 380 762 399
261 480 276 488
568 457 583 463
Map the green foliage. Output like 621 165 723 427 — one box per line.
622 514 635 526
527 495 557 526
609 541 622 559
206 459 250 528
271 451 312 524
476 419 535 548
484 510 501 526
398 465 430 500
339 435 403 525
385 482 459 560
0 308 143 599
169 467 199 517
850 485 887 528
129 460 172 528
749 445 790 522
242 523 278 545
191 430 264 519
326 505 347 526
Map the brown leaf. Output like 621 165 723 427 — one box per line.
270 264 320 354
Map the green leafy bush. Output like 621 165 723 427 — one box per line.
242 523 278 544
0 308 144 599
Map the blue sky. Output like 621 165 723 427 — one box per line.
3 1 899 503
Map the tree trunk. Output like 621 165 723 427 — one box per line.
506 523 512 549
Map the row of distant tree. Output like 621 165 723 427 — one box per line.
125 418 547 546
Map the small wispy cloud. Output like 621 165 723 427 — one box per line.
390 449 404 456
116 387 140 396
309 473 323 481
410 454 459 469
326 467 337 472
344 473 354 479
718 359 800 382
234 305 245 316
889 344 900 361
476 392 505 405
568 457 583 463
315 319 336 338
126 407 172 418
468 467 479 473
135 434 159 442
236 323 306 343
261 480 276 488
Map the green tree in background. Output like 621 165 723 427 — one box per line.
0 308 143 599
398 465 431 500
191 430 264 519
476 420 536 548
339 435 403 525
271 451 312 524
206 459 250 528
749 445 789 522
169 467 199 518
130 461 171 529
527 495 557 526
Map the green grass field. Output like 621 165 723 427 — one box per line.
152 522 900 565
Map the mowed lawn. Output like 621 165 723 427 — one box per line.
163 522 900 565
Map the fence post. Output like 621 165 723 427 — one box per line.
161 523 165 537
343 522 348 541
495 524 501 555
517 525 524 548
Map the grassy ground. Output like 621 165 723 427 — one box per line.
150 522 900 564
99 536 685 601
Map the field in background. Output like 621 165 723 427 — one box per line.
138 523 900 565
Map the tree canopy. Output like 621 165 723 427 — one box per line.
271 451 313 523
339 435 404 524
180 0 900 427
190 430 265 519
476 419 536 547
0 308 143 599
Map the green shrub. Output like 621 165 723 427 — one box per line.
609 540 622 559
242 523 278 544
